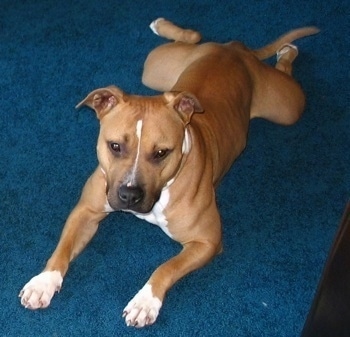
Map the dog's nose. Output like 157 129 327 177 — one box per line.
118 185 144 206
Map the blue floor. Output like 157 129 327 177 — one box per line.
1 0 349 336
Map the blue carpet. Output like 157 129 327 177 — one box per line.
1 0 349 336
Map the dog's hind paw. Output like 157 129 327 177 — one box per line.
19 271 62 309
123 283 162 328
276 43 299 62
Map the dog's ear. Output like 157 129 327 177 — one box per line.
76 85 125 120
164 91 204 125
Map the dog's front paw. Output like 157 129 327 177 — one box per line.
19 271 63 309
123 283 162 328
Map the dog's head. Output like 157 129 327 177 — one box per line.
76 86 203 213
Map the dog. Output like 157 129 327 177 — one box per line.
19 18 319 328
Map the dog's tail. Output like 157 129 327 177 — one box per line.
149 18 202 44
253 26 320 60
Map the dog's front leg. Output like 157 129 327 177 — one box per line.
19 167 109 309
123 206 222 328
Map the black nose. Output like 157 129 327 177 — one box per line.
118 184 144 206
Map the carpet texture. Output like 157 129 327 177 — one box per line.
1 0 349 336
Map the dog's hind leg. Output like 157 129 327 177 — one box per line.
249 45 306 125
149 18 201 44
142 19 203 91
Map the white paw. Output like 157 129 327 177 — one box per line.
19 271 63 309
123 283 162 328
149 18 164 36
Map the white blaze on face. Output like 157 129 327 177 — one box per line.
127 119 143 186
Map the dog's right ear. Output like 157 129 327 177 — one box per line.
75 85 125 120
164 91 204 125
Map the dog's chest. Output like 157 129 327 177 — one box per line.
133 188 172 238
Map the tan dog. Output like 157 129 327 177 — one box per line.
19 19 319 327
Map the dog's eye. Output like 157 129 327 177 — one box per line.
110 142 121 153
154 149 168 160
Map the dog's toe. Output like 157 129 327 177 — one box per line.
123 283 162 328
20 288 43 309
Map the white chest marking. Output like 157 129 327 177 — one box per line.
104 199 115 213
100 167 114 213
133 184 172 238
182 128 191 154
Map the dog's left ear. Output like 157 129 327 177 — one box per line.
76 85 125 120
164 91 204 125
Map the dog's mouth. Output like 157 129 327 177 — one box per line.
107 184 160 214
110 199 157 214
